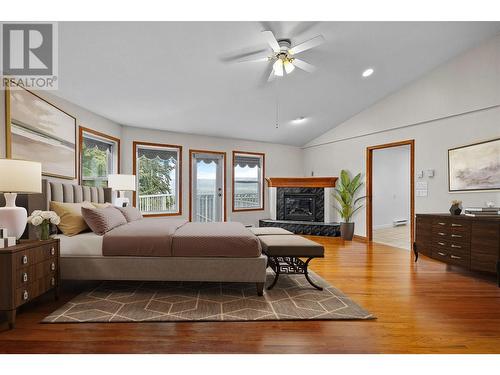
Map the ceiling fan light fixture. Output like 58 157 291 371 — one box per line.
284 59 295 74
362 68 374 78
273 59 284 76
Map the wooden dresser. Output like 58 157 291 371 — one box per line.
415 214 500 286
0 239 60 329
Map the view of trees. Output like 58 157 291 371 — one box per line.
81 144 109 187
138 156 174 195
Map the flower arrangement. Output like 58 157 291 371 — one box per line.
27 210 60 240
449 200 463 215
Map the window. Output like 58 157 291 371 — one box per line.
133 141 182 216
232 151 265 211
79 127 120 187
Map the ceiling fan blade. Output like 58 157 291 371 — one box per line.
237 52 270 63
289 35 325 55
261 30 280 53
220 48 269 63
292 58 317 73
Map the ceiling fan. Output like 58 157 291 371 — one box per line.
229 30 325 82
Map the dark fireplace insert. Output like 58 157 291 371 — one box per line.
284 193 316 221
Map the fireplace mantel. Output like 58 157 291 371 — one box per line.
266 177 338 188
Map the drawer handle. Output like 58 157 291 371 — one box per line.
50 262 56 271
451 223 462 227
23 290 29 301
437 232 446 236
451 234 462 238
450 255 462 260
50 247 55 256
22 272 28 283
51 277 56 286
438 252 446 256
22 255 28 265
437 242 445 246
451 244 461 249
438 222 446 226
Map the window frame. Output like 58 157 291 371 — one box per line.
231 150 265 212
78 126 121 186
133 141 183 217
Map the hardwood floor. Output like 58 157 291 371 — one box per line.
0 237 499 354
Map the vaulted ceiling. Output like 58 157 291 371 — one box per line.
56 21 500 146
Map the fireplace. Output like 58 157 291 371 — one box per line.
284 194 316 221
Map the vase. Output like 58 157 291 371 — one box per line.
340 222 355 240
37 221 50 241
449 204 462 216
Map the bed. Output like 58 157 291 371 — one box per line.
39 180 267 295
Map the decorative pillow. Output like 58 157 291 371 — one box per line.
117 206 143 222
49 201 95 236
81 206 127 236
91 202 112 209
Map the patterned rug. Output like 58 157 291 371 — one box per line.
43 271 375 322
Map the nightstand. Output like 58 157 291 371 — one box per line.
0 239 60 329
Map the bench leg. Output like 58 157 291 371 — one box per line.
304 258 323 291
256 282 264 296
267 258 280 290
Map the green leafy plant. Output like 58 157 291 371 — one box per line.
332 170 366 223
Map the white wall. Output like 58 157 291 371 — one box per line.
121 126 304 226
303 35 500 237
372 145 410 229
0 88 122 182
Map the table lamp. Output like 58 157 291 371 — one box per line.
0 159 42 239
108 174 136 207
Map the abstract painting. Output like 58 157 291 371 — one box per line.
448 138 500 192
7 84 77 179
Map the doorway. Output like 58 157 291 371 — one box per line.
189 150 226 222
366 140 414 251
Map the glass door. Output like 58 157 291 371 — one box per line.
191 151 225 222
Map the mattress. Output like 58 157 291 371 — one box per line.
54 232 103 257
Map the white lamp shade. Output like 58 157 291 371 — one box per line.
0 159 42 193
108 174 136 191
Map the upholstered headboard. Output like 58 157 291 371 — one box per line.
41 179 113 210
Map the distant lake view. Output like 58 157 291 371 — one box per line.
197 178 258 194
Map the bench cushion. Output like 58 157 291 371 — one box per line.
249 227 293 236
259 235 324 257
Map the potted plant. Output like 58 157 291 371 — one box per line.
332 170 366 240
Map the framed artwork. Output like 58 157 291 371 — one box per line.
5 82 77 180
448 138 500 192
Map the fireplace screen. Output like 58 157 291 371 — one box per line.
284 194 316 221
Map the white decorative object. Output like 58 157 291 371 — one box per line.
0 159 42 239
108 174 136 207
27 210 60 240
0 228 7 238
5 237 16 247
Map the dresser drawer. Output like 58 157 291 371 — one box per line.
448 252 470 268
450 221 470 233
35 258 58 279
432 218 449 228
15 285 34 307
14 266 36 288
14 250 35 269
432 248 449 261
37 243 58 262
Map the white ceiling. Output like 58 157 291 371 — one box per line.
56 21 500 146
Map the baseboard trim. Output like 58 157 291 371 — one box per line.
353 235 368 243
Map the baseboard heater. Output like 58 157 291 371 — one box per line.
393 219 408 227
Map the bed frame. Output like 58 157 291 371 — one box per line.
41 180 267 295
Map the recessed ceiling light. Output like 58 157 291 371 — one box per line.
292 116 307 124
362 68 374 78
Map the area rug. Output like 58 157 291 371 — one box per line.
43 271 375 322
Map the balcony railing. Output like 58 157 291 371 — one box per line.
139 192 260 219
139 193 175 213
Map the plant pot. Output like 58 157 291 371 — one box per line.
340 222 355 241
449 204 462 216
